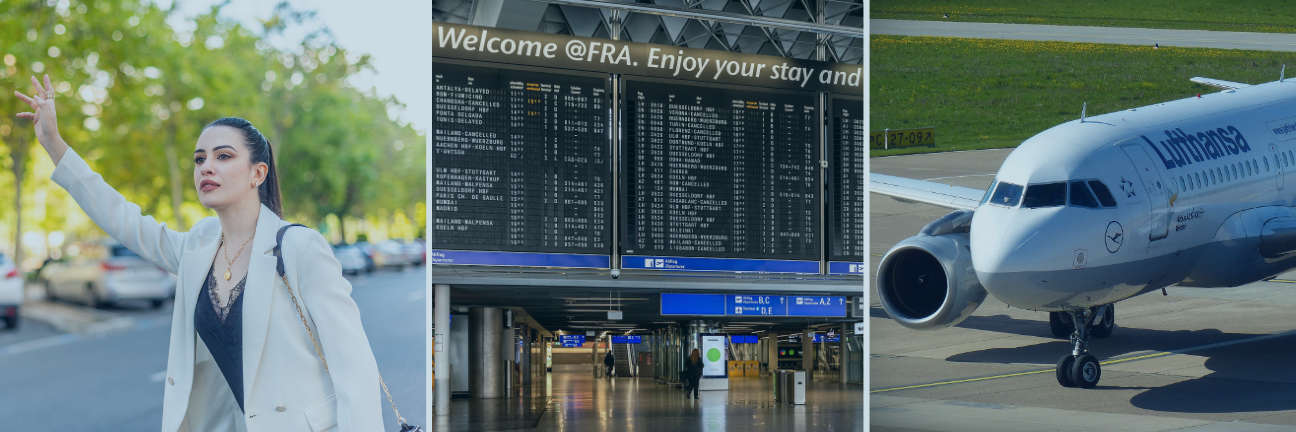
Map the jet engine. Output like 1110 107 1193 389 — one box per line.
876 210 987 330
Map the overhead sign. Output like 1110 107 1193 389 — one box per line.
854 321 865 335
434 22 862 94
701 334 728 378
812 333 841 343
559 335 586 347
611 335 642 344
660 293 847 317
730 335 759 344
869 127 935 150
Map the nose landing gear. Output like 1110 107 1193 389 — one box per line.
1055 306 1108 388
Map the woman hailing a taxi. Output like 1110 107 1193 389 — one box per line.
14 75 384 431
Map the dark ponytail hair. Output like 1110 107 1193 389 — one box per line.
204 117 283 217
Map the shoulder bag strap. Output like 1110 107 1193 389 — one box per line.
273 224 411 428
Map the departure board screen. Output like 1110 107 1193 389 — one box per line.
431 61 611 268
828 97 865 274
620 79 821 273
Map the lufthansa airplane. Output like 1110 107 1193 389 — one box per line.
872 75 1296 388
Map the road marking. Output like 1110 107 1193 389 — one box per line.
407 289 425 303
922 173 996 181
0 333 82 357
871 328 1296 393
0 316 169 359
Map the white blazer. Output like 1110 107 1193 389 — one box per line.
52 149 384 431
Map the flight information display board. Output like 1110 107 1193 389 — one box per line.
659 293 847 317
431 61 612 268
620 79 821 273
827 97 865 275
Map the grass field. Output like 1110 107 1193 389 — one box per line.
870 35 1296 157
871 0 1296 34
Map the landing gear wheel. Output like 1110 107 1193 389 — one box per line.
1069 354 1101 388
1055 354 1076 387
1091 304 1115 338
1049 312 1074 338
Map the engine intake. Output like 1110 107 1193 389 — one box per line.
876 210 987 330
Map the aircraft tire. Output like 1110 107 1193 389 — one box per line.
1069 354 1101 388
1056 354 1076 387
1092 304 1115 338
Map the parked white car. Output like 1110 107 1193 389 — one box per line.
43 243 175 309
0 253 23 329
401 240 426 266
372 240 413 268
332 244 369 275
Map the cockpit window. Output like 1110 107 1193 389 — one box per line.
989 182 1023 207
1087 180 1117 207
1069 181 1100 208
1022 182 1066 208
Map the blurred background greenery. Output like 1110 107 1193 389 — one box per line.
0 0 425 271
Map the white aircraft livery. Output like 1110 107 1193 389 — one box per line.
871 76 1296 388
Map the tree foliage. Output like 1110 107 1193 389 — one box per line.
0 0 424 266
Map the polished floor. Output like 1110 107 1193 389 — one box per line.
430 364 863 431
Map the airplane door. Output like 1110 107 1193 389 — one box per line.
1119 143 1172 241
1275 142 1287 192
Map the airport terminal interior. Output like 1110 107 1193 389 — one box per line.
431 0 864 430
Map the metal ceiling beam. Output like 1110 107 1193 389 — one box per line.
529 0 863 39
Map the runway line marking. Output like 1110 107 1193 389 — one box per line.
871 328 1296 393
921 173 996 182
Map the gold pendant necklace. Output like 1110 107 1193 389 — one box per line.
221 233 254 281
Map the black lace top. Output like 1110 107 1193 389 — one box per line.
195 263 247 412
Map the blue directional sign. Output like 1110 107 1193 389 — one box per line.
430 250 610 269
787 296 847 317
812 333 841 343
660 293 727 316
661 293 846 317
611 335 642 344
730 335 759 344
828 261 865 275
621 256 820 274
728 294 787 316
559 335 587 347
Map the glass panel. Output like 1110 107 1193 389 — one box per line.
1088 180 1117 207
1069 181 1100 208
989 182 1023 207
1022 182 1066 208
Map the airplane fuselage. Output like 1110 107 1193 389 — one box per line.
971 79 1296 311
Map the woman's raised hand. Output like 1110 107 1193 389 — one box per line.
14 74 68 163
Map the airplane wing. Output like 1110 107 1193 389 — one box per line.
870 173 986 210
1190 77 1251 90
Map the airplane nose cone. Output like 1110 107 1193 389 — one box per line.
970 208 1043 275
970 208 1059 307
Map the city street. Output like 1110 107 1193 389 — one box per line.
0 266 426 431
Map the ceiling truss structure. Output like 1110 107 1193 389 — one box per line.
434 0 863 64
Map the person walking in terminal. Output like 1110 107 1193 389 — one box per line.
684 348 703 399
14 75 384 431
604 349 615 378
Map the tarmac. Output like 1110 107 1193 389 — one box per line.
870 149 1296 430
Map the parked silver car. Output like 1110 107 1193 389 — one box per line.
332 244 370 275
0 253 22 329
43 243 175 309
